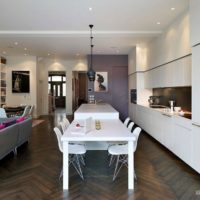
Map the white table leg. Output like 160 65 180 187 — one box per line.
63 141 69 190
128 140 134 190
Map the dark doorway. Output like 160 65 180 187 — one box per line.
48 72 66 108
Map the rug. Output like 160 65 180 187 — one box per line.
32 119 45 127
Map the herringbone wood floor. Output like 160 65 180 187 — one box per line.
0 112 200 200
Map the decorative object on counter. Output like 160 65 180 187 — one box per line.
174 107 181 112
87 24 96 81
95 120 101 130
169 100 175 113
179 110 185 116
88 95 95 103
148 96 160 106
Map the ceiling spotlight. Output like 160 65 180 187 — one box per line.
24 48 27 51
2 51 6 54
89 7 92 11
76 53 80 56
48 53 51 56
14 42 18 45
157 22 161 25
24 53 27 56
171 7 175 11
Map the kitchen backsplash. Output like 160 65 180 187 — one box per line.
153 87 191 111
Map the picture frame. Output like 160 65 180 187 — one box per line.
94 72 108 92
12 71 30 93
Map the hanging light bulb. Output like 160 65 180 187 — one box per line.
87 24 96 81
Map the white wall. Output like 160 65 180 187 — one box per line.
6 56 37 117
38 57 87 115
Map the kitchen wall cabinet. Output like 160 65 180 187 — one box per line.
144 55 191 88
191 125 200 173
190 0 200 46
192 45 200 126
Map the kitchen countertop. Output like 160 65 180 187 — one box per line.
138 104 192 120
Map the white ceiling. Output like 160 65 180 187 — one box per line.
0 0 189 59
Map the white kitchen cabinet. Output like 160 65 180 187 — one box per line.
173 116 192 165
144 55 191 88
150 110 164 143
135 105 195 171
162 113 174 151
190 0 200 46
192 46 200 125
191 124 200 173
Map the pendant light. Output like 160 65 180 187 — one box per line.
87 24 96 81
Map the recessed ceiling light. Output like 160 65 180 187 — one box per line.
48 53 51 56
14 42 18 45
89 7 92 11
76 53 80 56
2 51 6 54
24 53 27 56
24 48 27 51
157 22 161 25
171 7 175 11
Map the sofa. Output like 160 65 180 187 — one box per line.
0 117 32 160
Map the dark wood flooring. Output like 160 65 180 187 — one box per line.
0 111 200 200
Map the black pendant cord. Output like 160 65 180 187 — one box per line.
87 24 96 81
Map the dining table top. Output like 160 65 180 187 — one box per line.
62 119 135 142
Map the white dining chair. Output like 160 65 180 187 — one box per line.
54 127 87 180
21 105 31 117
124 117 131 127
28 105 34 117
108 127 142 181
108 121 135 166
0 108 7 118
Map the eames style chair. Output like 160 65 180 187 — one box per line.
54 127 87 180
0 108 7 118
124 117 131 127
108 127 142 181
21 105 31 117
28 105 34 117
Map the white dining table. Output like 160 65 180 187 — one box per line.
61 119 136 190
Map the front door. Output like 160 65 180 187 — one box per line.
48 74 66 108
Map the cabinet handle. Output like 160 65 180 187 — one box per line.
162 113 172 117
192 123 200 127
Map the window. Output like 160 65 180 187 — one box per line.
52 76 62 82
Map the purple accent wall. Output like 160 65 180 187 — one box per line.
87 55 128 120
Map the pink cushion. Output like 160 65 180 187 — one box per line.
0 124 5 130
16 117 25 123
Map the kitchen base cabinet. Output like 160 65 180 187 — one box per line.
191 125 200 173
174 117 192 165
132 105 195 173
162 114 174 151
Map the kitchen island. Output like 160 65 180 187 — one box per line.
74 103 119 120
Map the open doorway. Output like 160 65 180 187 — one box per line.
48 71 66 113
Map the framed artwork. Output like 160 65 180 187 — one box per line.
94 72 108 92
12 71 30 93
